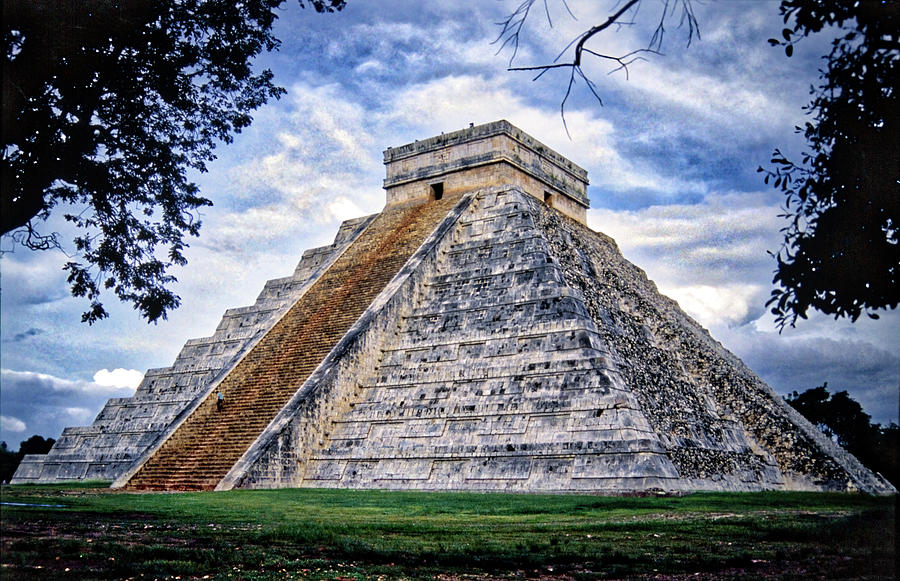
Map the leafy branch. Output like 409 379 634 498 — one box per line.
2 0 346 323
760 0 899 330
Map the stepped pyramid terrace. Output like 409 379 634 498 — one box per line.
12 121 895 494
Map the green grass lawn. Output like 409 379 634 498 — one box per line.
1 484 895 579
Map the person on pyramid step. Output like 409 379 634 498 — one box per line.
216 390 224 412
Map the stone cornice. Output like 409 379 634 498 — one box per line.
383 120 589 208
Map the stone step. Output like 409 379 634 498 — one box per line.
123 195 462 490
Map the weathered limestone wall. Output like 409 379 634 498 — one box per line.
228 187 893 494
117 194 468 491
533 204 894 493
293 188 682 492
384 121 589 224
220 191 478 489
16 121 892 495
11 215 376 484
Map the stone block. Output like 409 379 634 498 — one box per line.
23 123 893 495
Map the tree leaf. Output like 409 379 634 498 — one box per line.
765 0 898 330
0 0 337 323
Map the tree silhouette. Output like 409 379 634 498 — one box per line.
786 383 897 486
2 0 346 324
761 0 899 329
0 435 56 483
0 441 19 483
17 434 56 456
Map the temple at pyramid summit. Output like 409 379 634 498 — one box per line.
12 120 894 494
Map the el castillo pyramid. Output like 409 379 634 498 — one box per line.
13 121 894 494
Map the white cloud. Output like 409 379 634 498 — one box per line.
325 196 369 223
338 16 506 76
622 67 797 139
64 407 96 423
380 74 519 132
354 59 385 75
1 369 136 397
1 368 140 444
665 283 768 330
204 82 385 251
585 191 787 330
1 416 26 433
92 368 144 390
0 251 70 307
378 73 693 196
588 191 783 294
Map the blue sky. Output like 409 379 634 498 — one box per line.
1 0 897 448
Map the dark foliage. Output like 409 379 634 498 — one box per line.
18 434 57 456
0 435 56 483
786 383 898 486
2 0 345 324
761 0 899 329
0 442 18 484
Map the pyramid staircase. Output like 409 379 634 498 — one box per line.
15 121 894 494
124 194 462 490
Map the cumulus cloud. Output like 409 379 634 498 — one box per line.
1 416 26 434
64 407 96 424
204 82 385 253
93 368 144 389
587 191 783 325
325 196 369 223
665 283 769 330
1 369 139 397
723 328 900 427
0 369 139 445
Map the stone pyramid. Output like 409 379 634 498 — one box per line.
14 121 893 494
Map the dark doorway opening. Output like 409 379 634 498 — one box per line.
544 191 553 207
431 182 444 201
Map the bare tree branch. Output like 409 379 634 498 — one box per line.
497 0 700 134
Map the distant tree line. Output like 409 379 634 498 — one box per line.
0 435 55 483
786 384 898 487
